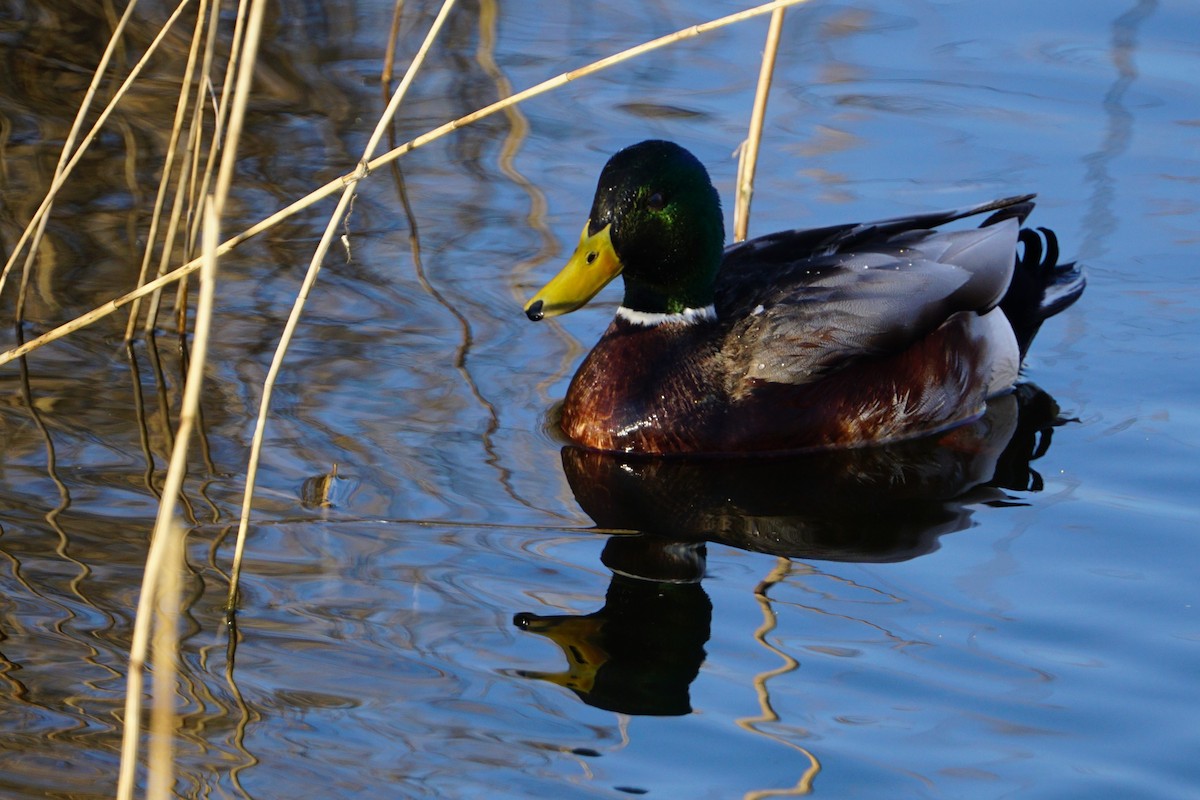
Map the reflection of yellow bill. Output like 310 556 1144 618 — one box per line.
524 223 621 320
514 614 607 694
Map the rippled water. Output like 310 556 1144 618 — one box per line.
1 1 1198 797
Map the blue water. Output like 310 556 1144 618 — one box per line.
0 1 1197 797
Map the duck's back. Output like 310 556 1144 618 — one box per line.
717 217 1020 390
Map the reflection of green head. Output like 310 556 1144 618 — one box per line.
514 567 711 716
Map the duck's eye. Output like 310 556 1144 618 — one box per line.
647 192 665 211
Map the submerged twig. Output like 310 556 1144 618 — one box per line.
381 0 406 89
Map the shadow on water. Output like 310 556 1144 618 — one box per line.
514 383 1071 717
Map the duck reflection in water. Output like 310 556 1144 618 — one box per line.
514 383 1071 716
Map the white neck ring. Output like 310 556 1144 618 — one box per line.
615 304 717 327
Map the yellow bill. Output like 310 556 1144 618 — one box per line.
524 223 622 321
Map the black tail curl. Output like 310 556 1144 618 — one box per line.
999 226 1086 360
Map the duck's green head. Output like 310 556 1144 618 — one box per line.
525 140 725 320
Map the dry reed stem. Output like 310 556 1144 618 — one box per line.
0 0 194 309
211 1 267 215
171 0 226 333
127 0 210 338
734 7 786 242
226 0 460 608
115 198 219 800
181 0 247 241
146 521 184 800
174 0 252 334
0 0 809 369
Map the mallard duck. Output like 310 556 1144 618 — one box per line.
524 140 1084 455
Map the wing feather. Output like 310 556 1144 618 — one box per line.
716 209 1022 388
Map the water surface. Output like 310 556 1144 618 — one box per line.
0 1 1197 797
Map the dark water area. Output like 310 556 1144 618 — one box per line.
1 1 1198 797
